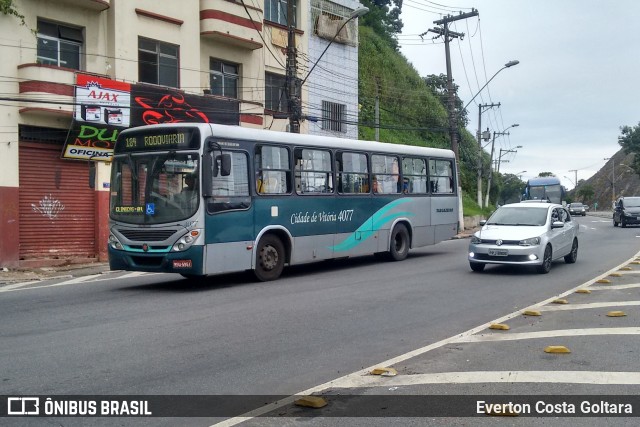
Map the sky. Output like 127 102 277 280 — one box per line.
398 0 640 190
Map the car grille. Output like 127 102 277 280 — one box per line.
474 254 531 262
479 239 521 245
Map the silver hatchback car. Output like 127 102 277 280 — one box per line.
468 202 579 274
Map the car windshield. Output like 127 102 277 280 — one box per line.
623 198 640 207
570 203 582 207
487 207 548 226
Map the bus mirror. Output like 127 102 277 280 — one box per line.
213 154 231 177
220 154 231 176
202 152 213 197
88 162 96 189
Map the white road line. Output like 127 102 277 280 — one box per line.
539 301 640 311
590 283 640 290
330 371 640 388
457 327 640 343
210 250 640 427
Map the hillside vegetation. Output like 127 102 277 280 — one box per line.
357 26 486 199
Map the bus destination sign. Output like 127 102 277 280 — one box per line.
116 128 200 153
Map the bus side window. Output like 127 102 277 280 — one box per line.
337 151 368 194
255 145 291 194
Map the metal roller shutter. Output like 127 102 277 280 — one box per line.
19 142 96 260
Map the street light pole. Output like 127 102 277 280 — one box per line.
476 103 499 206
484 124 519 207
496 145 522 173
286 6 368 133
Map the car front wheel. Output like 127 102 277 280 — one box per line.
536 245 553 274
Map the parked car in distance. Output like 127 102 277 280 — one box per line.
613 196 640 227
468 202 579 274
568 202 586 216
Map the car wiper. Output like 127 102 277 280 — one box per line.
512 223 541 226
487 222 514 225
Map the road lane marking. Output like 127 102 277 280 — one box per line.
456 327 640 343
539 301 640 311
329 371 640 388
590 283 640 290
211 250 640 427
0 271 163 292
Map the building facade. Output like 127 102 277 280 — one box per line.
0 0 362 267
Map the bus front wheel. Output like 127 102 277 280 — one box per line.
389 224 410 261
254 235 285 281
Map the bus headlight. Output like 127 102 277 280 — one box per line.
108 234 123 250
172 229 202 252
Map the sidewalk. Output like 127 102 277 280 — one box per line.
0 262 111 286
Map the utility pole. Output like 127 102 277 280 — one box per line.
375 80 380 141
568 169 578 188
484 131 511 207
423 9 478 161
476 102 499 205
286 0 300 133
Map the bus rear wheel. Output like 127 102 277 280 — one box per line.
254 235 285 281
389 224 410 261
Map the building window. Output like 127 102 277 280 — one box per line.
210 59 239 98
265 0 297 27
37 20 83 70
321 101 346 132
265 73 287 112
138 37 179 88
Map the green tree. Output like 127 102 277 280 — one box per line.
618 122 640 175
577 185 595 204
359 0 404 50
497 174 525 204
0 0 26 27
538 172 555 177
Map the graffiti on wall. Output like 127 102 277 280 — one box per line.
32 194 65 219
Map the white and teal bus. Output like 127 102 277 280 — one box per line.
108 123 458 281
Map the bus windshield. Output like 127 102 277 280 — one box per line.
527 183 563 204
110 152 199 224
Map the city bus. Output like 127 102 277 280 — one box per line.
523 177 566 205
108 123 458 281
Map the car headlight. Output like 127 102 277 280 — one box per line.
519 237 541 246
172 229 202 252
470 235 481 244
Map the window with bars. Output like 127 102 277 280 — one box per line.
265 73 287 112
37 20 83 70
321 101 346 132
264 0 297 27
138 37 179 88
210 59 239 98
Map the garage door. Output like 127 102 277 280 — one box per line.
19 142 96 260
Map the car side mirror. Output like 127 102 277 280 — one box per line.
551 221 564 229
479 219 487 226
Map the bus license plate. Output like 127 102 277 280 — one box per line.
173 260 192 268
488 249 508 257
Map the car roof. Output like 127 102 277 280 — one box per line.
507 202 559 209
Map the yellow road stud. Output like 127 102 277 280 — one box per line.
620 267 632 271
609 273 623 277
489 323 510 330
596 279 611 284
631 261 640 265
552 299 568 304
294 396 328 408
607 311 627 317
370 367 398 376
523 310 541 316
544 345 571 354
575 289 591 294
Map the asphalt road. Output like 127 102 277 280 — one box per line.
1 215 639 426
